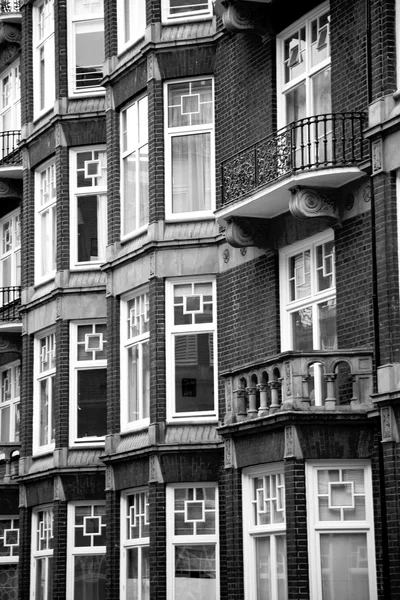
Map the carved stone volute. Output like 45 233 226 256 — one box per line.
221 1 271 35
225 216 269 248
0 22 20 45
289 186 340 226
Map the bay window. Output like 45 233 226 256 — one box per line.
31 507 53 600
67 502 106 600
121 490 150 600
70 321 107 445
0 210 21 299
69 0 104 95
35 161 56 283
242 464 287 600
166 278 217 421
165 78 214 219
0 362 20 443
120 290 150 431
121 97 149 238
33 0 55 116
306 461 377 600
34 332 55 453
0 62 20 160
117 0 146 53
167 484 219 600
70 147 107 268
0 516 19 600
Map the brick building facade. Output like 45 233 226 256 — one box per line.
0 0 400 599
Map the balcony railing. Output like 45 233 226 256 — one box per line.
0 130 21 166
223 350 373 423
221 112 368 206
0 0 20 13
0 286 21 321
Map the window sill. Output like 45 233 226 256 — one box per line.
120 420 150 435
120 225 148 244
162 13 213 25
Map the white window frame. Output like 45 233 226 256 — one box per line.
0 209 21 294
166 483 219 600
69 320 107 446
68 0 105 97
35 159 57 284
33 330 56 455
0 515 19 564
117 0 146 54
306 460 377 600
276 2 330 128
166 277 218 422
164 77 215 221
0 361 20 443
30 506 53 600
69 146 107 269
66 501 106 600
120 489 150 600
120 289 150 432
0 61 20 136
161 0 212 24
120 96 149 240
242 464 287 600
33 0 55 118
279 230 336 352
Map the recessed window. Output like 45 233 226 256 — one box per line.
242 464 287 600
306 461 377 600
162 0 212 24
31 507 53 600
69 0 104 95
35 161 57 283
0 361 20 443
33 0 55 116
167 484 218 600
165 78 214 219
117 0 146 53
279 232 336 352
120 290 150 431
166 279 217 421
0 515 19 599
121 97 149 238
70 322 107 445
33 331 56 454
67 502 106 600
70 147 107 269
120 490 150 600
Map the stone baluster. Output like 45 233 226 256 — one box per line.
257 383 269 417
247 387 258 418
302 374 311 408
269 380 281 411
234 389 248 421
324 373 337 410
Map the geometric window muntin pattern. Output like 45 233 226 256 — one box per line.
173 486 216 536
252 473 285 527
127 491 149 540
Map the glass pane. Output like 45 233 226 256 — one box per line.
292 307 313 351
312 67 331 116
174 333 214 413
175 545 216 600
77 370 107 438
75 24 104 89
0 405 10 442
35 558 45 600
74 555 106 600
123 151 137 234
0 564 18 600
139 146 149 227
276 536 287 600
128 345 139 422
255 537 271 600
142 340 150 419
127 547 138 598
319 300 337 350
285 83 306 124
77 195 99 262
171 134 211 213
40 379 49 446
142 546 150 600
320 533 369 600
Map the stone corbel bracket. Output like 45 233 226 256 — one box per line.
220 1 272 35
289 186 341 227
225 216 269 248
0 179 22 199
0 22 20 45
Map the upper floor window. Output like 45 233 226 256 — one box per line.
167 484 219 600
0 210 20 293
33 0 55 117
0 515 19 600
70 321 107 445
121 96 149 238
166 278 217 421
67 502 106 600
0 62 20 145
306 461 377 600
242 465 287 600
0 361 20 443
33 331 56 454
35 160 57 283
161 0 212 23
70 147 107 269
120 290 150 431
120 489 150 600
165 78 214 220
279 231 336 352
31 507 53 600
277 3 330 128
118 0 146 53
69 0 104 95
